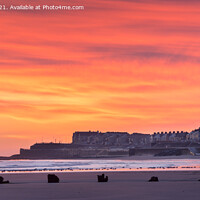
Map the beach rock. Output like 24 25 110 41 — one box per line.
0 176 10 184
148 176 159 182
48 174 59 183
97 174 108 182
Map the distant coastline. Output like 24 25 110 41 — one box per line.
1 153 200 161
1 128 200 160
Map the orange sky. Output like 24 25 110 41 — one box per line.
0 0 200 155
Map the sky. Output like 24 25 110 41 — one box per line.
0 0 200 155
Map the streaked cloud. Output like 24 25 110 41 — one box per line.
0 0 200 155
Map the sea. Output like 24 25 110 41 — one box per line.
0 158 200 173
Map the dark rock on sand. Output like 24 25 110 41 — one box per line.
48 174 59 183
148 176 159 182
97 174 108 182
0 176 9 184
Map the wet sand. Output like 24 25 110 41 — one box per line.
0 171 200 200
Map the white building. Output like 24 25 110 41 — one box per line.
188 128 200 143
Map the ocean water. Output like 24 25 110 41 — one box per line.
0 158 200 173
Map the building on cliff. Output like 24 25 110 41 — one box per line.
19 131 151 159
72 131 151 147
17 128 200 159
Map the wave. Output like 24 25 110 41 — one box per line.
0 159 200 172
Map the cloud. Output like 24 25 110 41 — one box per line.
78 43 200 64
0 0 200 156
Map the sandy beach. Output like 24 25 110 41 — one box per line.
0 171 200 200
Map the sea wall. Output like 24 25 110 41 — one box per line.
129 148 191 156
20 148 129 159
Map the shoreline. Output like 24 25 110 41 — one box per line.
1 154 200 161
113 155 200 160
1 155 200 174
1 168 200 175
